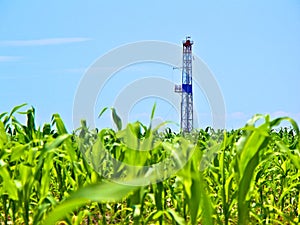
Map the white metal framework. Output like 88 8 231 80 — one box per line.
175 37 194 133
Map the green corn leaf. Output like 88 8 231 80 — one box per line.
189 175 201 225
166 209 186 225
98 107 108 118
0 112 7 120
235 116 271 225
276 141 300 170
51 113 68 134
0 160 19 200
150 102 157 121
0 121 7 148
111 108 122 131
270 116 299 135
10 143 27 162
199 178 214 225
42 181 138 225
9 103 27 118
44 134 70 152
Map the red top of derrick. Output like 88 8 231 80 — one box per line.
183 37 193 47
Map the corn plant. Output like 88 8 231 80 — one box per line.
0 104 299 224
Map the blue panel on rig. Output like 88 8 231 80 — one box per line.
182 84 192 93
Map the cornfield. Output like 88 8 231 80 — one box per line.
0 104 299 224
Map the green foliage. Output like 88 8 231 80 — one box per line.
0 104 299 224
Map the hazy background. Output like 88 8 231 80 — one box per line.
1 1 299 131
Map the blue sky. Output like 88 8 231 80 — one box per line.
1 0 299 131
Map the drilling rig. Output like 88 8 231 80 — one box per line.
175 37 194 133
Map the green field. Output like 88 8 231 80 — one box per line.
0 104 299 224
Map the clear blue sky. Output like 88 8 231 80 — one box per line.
1 0 299 131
